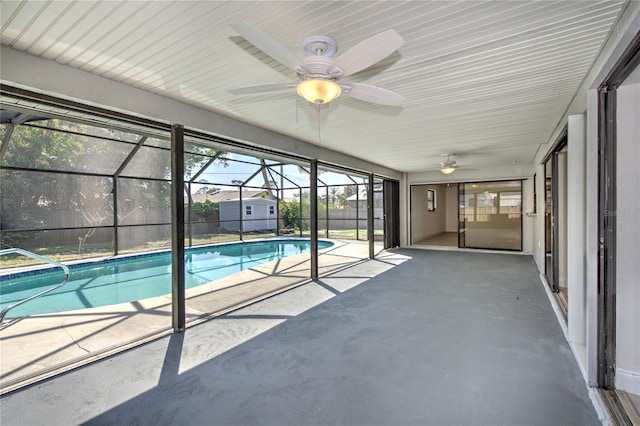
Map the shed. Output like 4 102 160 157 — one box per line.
219 198 277 232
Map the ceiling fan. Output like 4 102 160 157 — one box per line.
228 22 405 108
439 154 459 175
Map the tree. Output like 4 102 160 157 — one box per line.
1 121 109 247
279 200 300 229
0 118 228 252
191 199 219 220
337 185 358 209
329 187 339 208
195 186 220 195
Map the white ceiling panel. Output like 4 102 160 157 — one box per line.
0 0 629 173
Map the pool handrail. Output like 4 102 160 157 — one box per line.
0 248 70 323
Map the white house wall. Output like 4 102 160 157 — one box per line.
530 6 640 389
219 199 277 232
615 74 640 395
585 88 600 387
567 114 587 365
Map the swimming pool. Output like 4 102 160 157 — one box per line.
0 239 333 317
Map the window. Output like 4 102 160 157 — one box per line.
245 205 252 216
269 205 275 215
427 189 436 211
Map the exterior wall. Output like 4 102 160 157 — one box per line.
615 76 640 395
567 114 587 357
530 6 640 388
219 199 277 232
219 200 241 231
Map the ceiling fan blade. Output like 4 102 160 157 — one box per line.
230 21 300 70
228 83 296 95
329 29 404 77
308 102 330 122
342 83 405 106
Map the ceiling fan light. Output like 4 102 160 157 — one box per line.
440 167 456 175
297 79 341 104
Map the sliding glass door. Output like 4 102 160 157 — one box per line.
544 158 558 291
458 181 522 251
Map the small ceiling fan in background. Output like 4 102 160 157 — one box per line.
439 154 459 175
228 22 406 111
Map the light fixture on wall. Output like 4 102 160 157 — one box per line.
440 154 458 175
296 79 342 104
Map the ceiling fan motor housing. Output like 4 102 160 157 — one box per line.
301 56 338 79
302 36 338 57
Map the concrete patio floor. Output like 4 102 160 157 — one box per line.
0 239 378 391
0 249 602 425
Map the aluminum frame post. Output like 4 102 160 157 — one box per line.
310 160 318 279
171 124 186 332
368 174 375 259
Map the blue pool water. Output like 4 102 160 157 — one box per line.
0 239 333 317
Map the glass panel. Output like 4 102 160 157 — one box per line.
374 180 384 242
119 144 171 179
0 115 173 391
459 181 522 250
1 170 113 230
299 190 311 234
2 123 136 174
318 188 328 238
117 224 171 252
116 178 171 225
244 164 280 194
315 170 356 185
279 189 302 236
277 164 309 189
227 153 262 164
188 193 226 246
184 143 226 181
29 118 142 143
324 184 363 240
184 152 210 181
0 228 114 266
142 137 170 149
196 157 262 186
261 159 280 166
544 159 555 288
185 156 311 326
